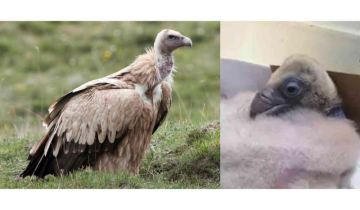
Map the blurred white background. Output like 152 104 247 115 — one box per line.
221 21 360 75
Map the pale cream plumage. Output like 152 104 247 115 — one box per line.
21 29 192 178
221 92 360 189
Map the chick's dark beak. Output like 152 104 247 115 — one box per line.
250 87 288 118
181 36 192 47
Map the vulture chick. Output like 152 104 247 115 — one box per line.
21 29 192 178
221 55 360 189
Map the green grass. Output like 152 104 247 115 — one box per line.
0 22 220 188
0 122 220 189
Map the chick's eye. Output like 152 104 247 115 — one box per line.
280 77 305 100
284 82 301 96
168 35 177 40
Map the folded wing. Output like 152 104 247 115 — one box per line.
22 85 143 178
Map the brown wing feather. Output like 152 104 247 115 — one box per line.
153 82 172 134
21 87 144 178
43 72 134 128
43 91 81 127
53 88 143 155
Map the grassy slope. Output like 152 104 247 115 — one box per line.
0 22 220 188
0 122 219 189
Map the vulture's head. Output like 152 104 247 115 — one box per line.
154 29 192 54
250 55 343 118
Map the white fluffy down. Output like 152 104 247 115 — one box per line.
221 92 360 189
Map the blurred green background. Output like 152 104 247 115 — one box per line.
0 22 220 138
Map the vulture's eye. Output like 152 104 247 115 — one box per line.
168 35 177 40
281 77 305 98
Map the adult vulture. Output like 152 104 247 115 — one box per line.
221 55 360 189
21 29 192 178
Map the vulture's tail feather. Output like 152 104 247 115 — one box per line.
20 131 61 178
21 141 89 178
21 127 130 178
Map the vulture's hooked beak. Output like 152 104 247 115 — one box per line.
250 87 289 118
181 36 192 47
